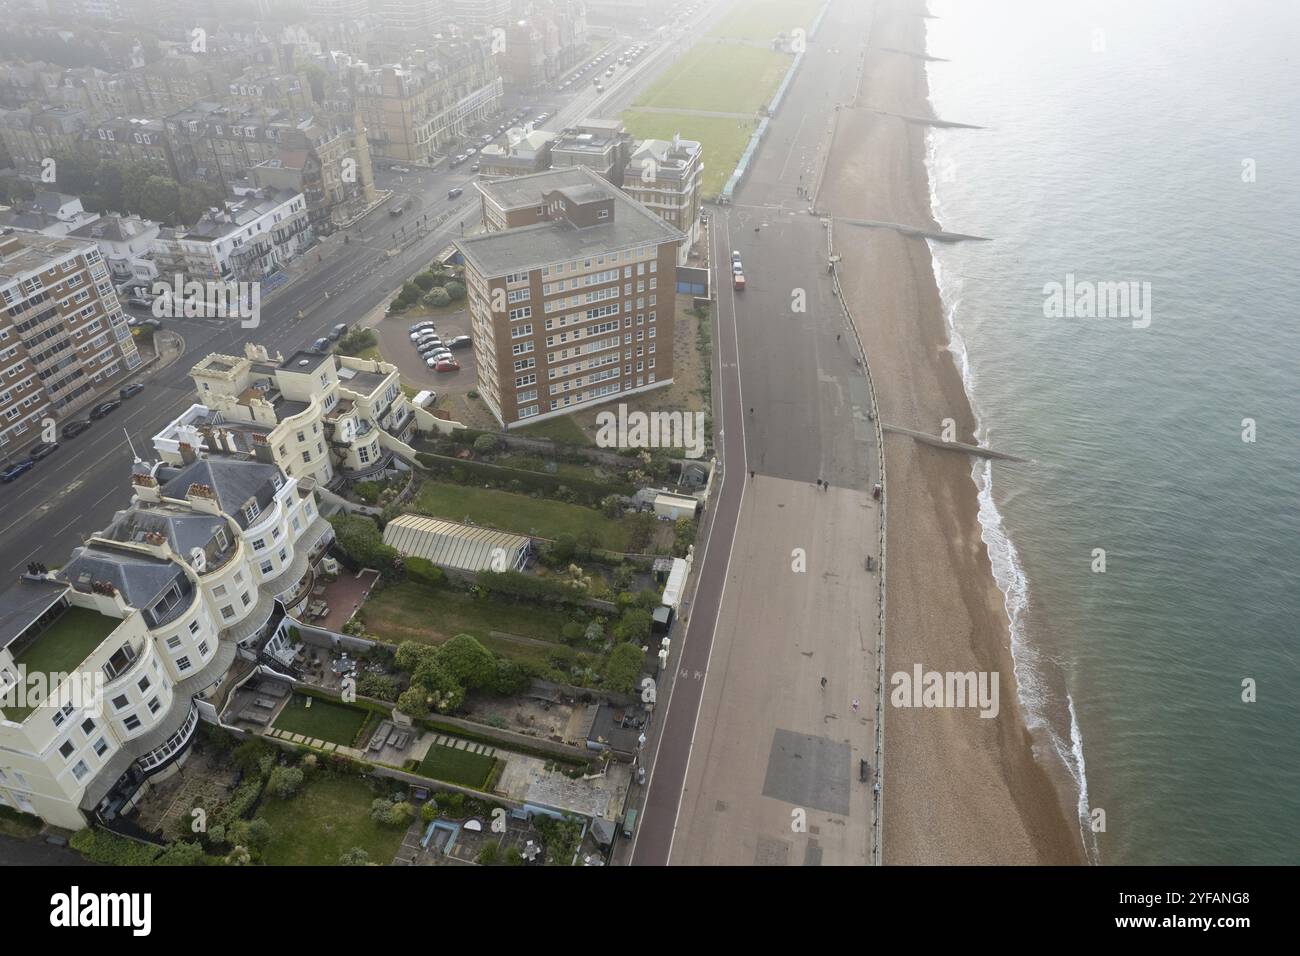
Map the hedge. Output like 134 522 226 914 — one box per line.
415 451 634 504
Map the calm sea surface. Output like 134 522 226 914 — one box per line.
923 0 1300 864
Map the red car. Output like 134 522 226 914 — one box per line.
434 359 460 372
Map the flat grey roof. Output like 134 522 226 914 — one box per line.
0 577 70 653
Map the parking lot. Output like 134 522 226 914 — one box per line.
370 308 479 413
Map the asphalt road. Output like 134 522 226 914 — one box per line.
629 0 881 866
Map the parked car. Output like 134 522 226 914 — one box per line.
732 250 741 263
311 337 330 351
126 295 152 308
119 382 145 399
470 163 480 173
329 322 348 340
432 359 460 372
417 341 445 355
409 320 436 333
732 261 743 274
28 441 58 461
447 335 472 350
391 165 411 173
415 331 442 344
89 399 121 419
389 205 404 216
427 348 454 362
465 147 477 156
1 459 35 483
61 419 92 439
447 187 464 200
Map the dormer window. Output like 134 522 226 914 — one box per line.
244 501 260 523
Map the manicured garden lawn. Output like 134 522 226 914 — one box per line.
3 607 118 721
272 694 368 747
634 45 792 115
512 413 592 446
708 0 823 42
418 743 497 789
259 774 406 866
621 110 759 198
412 480 629 550
359 580 573 646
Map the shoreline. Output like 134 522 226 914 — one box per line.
824 0 1084 863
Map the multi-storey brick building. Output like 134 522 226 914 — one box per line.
622 134 703 264
0 231 140 449
350 42 503 164
455 166 683 427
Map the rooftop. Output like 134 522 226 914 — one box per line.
0 577 71 654
3 606 121 722
459 168 684 278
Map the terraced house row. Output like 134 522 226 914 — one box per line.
0 444 333 830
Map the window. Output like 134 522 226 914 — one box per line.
51 703 73 728
124 715 141 731
72 760 89 781
148 697 161 714
111 694 129 711
166 635 183 650
81 718 95 735
176 656 192 672
137 676 150 693
220 605 235 620
59 740 75 759
242 591 253 606
260 559 274 575
198 641 209 657
189 620 200 635
93 738 108 757
253 538 266 552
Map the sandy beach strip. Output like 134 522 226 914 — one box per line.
820 0 1084 864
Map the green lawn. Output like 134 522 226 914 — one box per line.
708 0 823 42
3 607 118 721
272 694 369 747
259 774 407 866
634 45 792 115
417 743 497 789
512 413 593 446
621 110 760 198
412 480 629 550
359 580 574 647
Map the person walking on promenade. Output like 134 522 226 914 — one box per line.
820 676 828 691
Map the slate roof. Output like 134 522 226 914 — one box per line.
161 457 282 529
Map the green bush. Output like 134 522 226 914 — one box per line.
444 280 465 301
473 433 498 454
357 672 398 702
404 555 445 589
337 327 378 356
70 828 163 865
266 766 304 799
427 287 451 308
339 846 371 865
328 513 400 575
477 842 500 865
603 642 646 694
413 271 437 291
370 798 414 826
